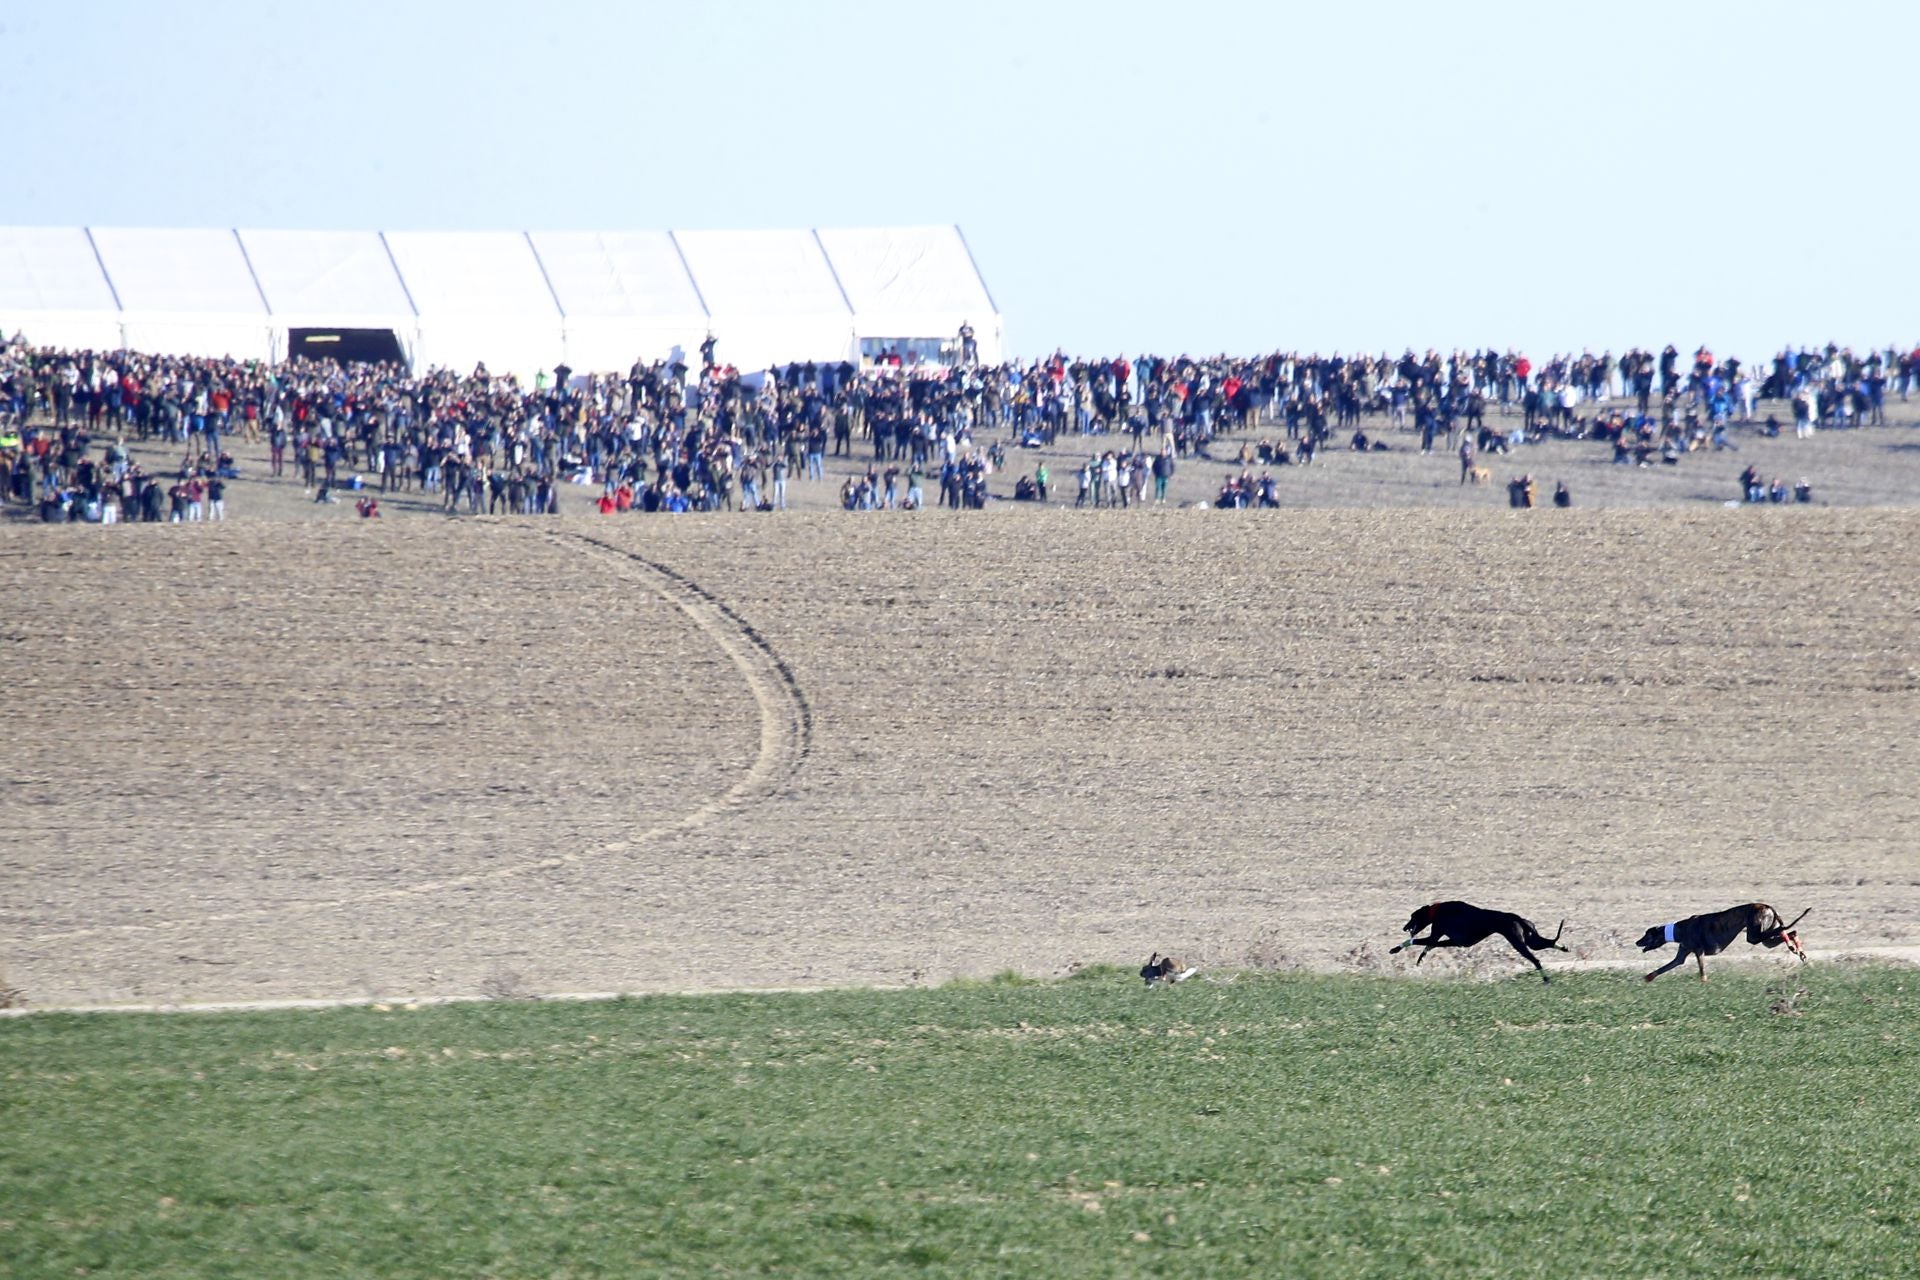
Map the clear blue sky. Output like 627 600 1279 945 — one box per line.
4 0 1914 362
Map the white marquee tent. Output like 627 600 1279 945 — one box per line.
0 225 1002 377
0 227 126 353
240 229 419 363
671 228 853 372
816 226 1000 363
88 227 272 362
529 230 709 376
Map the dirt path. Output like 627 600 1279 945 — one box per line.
17 525 813 952
5 506 1919 1009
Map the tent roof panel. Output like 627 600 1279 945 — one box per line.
815 226 994 323
380 231 558 319
117 318 271 361
88 227 265 315
529 231 706 321
0 227 120 313
670 229 849 319
238 229 415 319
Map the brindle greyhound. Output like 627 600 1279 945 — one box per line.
1390 901 1567 983
1637 904 1808 982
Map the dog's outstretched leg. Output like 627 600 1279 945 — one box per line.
1498 925 1554 983
1409 937 1470 965
1509 940 1551 983
1644 951 1689 982
1695 951 1709 982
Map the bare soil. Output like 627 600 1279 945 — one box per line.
5 412 1920 1007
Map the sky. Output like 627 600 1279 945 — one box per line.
3 0 1915 362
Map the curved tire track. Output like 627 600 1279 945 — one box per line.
24 524 810 945
543 527 814 798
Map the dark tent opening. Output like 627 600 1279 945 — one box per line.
288 327 408 368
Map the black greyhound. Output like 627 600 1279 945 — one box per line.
1390 901 1567 983
1636 903 1808 982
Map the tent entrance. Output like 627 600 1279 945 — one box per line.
288 327 408 367
859 336 955 368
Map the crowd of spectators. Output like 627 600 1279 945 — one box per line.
2 330 1915 524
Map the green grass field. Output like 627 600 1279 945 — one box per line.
4 968 1917 1279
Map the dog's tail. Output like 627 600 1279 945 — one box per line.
1526 918 1568 950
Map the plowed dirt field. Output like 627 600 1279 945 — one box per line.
7 494 1918 1006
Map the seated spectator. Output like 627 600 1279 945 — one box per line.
1552 480 1571 507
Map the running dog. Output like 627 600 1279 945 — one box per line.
1637 903 1808 982
1390 901 1567 983
1140 953 1198 987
